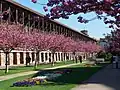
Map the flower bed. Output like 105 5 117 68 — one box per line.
13 77 47 87
12 69 72 87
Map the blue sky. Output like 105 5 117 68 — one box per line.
14 0 111 39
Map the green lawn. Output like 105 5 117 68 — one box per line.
0 60 77 76
0 63 108 90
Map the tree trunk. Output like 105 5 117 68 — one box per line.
64 53 66 64
52 53 55 66
34 60 37 70
34 52 38 70
5 52 9 73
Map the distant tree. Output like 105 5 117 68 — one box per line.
85 42 102 53
47 33 69 66
27 31 52 69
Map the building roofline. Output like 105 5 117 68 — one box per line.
5 0 97 42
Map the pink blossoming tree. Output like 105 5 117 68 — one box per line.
27 31 52 68
0 23 27 73
106 29 120 55
46 33 69 66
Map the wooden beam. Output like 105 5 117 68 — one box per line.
38 19 40 30
28 14 30 32
16 9 18 23
42 18 44 31
8 6 11 23
49 22 51 32
22 12 24 25
0 1 2 24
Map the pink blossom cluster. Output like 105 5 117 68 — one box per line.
32 0 120 28
107 29 120 53
0 23 102 53
0 23 26 52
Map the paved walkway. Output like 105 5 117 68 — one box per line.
71 64 120 90
0 63 81 82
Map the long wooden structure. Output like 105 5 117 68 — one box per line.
0 0 97 67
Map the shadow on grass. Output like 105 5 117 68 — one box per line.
33 63 108 85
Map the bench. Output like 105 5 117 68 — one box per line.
96 58 104 63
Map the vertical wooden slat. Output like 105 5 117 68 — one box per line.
38 18 40 30
22 12 24 25
49 22 51 32
53 23 55 32
28 14 30 32
9 52 13 65
42 18 44 31
39 52 42 63
0 51 1 65
16 9 18 23
17 52 20 65
23 52 26 65
8 7 11 23
1 52 5 66
59 26 61 34
0 1 2 24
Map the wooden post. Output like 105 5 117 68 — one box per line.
39 52 42 63
54 24 56 32
17 52 20 65
9 52 13 65
57 52 59 61
1 51 5 66
0 1 2 24
47 52 49 63
60 27 62 34
69 52 72 60
38 19 40 30
49 22 51 32
29 52 32 64
54 53 57 62
23 52 26 65
43 52 46 63
42 18 44 31
16 9 18 23
59 52 62 61
46 21 48 31
28 14 30 33
8 7 11 24
22 12 24 25
58 26 60 34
